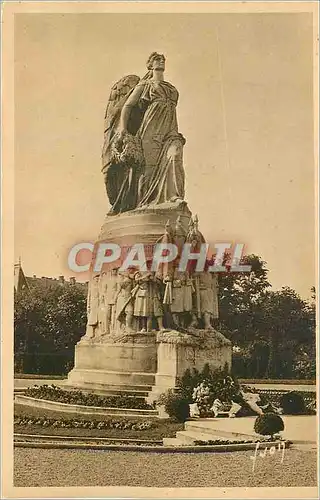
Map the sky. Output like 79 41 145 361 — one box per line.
14 12 315 297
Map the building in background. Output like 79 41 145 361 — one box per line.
14 261 88 294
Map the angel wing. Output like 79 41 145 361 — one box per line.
101 74 143 207
104 74 140 137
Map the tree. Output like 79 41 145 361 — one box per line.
14 283 87 374
258 287 315 378
45 286 87 351
216 254 315 379
217 254 271 345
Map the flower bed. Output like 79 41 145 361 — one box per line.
255 389 316 414
174 365 316 418
25 385 153 410
14 401 184 439
14 415 155 431
193 438 288 446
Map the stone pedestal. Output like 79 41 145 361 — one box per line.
91 201 192 274
147 329 232 403
98 201 191 244
68 333 157 391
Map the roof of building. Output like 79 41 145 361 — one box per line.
14 263 88 294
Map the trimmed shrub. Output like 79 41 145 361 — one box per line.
157 390 190 422
279 391 306 415
254 413 284 438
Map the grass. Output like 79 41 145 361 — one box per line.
14 403 143 421
14 423 183 440
14 448 317 487
14 403 183 440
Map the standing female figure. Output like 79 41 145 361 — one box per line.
102 52 186 214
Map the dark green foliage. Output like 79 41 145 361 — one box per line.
157 390 190 422
280 391 307 415
14 284 87 375
177 364 240 403
25 385 153 410
217 255 315 380
178 368 201 401
254 413 285 438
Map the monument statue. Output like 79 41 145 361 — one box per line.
102 52 186 215
174 215 187 258
104 268 118 334
68 53 231 399
98 271 108 336
191 269 219 330
84 274 100 340
133 269 164 332
114 269 135 332
165 266 194 331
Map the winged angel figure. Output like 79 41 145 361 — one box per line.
101 52 186 215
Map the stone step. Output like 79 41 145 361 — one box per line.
184 421 256 441
68 367 156 388
162 437 182 446
63 381 153 392
62 383 152 398
175 430 234 445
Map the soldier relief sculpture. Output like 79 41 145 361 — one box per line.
82 52 219 342
83 216 219 340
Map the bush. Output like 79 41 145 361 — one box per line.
254 413 284 438
178 368 202 401
177 363 239 403
156 390 190 422
279 391 306 415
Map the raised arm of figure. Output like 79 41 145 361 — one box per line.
119 82 145 133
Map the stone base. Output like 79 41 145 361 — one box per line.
147 329 232 403
67 330 232 401
98 200 191 244
68 339 157 390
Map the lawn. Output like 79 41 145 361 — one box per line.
14 448 317 488
14 403 183 440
